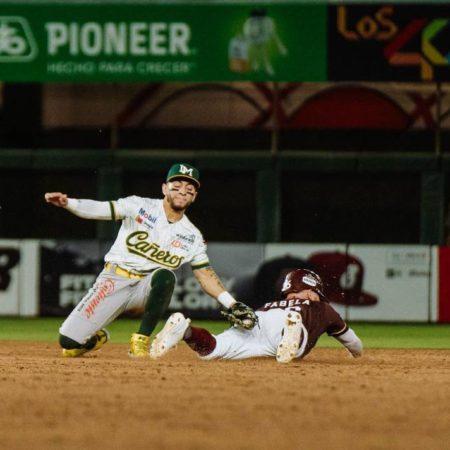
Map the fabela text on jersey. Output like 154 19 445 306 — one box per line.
126 231 185 268
263 299 309 310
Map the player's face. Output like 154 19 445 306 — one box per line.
286 289 320 302
163 180 198 211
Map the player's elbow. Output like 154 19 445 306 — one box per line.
336 328 363 358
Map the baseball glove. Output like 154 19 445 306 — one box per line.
221 301 258 330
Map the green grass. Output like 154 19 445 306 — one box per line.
0 317 230 343
0 318 449 349
317 323 450 349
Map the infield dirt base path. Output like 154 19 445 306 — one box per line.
0 342 449 450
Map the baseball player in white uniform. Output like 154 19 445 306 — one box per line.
149 269 363 363
45 163 256 358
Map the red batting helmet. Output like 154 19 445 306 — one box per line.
281 269 325 299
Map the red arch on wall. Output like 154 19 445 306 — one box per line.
288 85 410 129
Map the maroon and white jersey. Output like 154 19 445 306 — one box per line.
258 298 348 359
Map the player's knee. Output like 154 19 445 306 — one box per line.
59 333 82 349
151 269 176 291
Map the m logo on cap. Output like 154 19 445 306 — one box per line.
166 163 200 189
179 164 193 176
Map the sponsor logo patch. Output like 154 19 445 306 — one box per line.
176 233 195 244
136 208 157 229
302 275 317 287
138 208 157 222
80 278 115 319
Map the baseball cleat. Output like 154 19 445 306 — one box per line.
62 329 110 357
128 333 150 358
150 313 191 359
276 312 303 364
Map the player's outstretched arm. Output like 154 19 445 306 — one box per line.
334 328 363 358
44 193 118 220
193 266 234 305
193 266 257 329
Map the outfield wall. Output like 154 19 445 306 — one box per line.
1 239 449 322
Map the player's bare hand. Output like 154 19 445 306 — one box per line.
44 192 68 207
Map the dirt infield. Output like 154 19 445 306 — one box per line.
1 342 449 450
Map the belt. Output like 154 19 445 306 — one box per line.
104 262 148 280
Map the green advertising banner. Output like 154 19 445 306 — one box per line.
0 3 327 82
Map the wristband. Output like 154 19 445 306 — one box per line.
217 291 236 309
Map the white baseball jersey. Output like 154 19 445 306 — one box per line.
104 196 209 272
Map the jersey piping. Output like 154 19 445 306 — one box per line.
191 261 210 270
328 324 349 337
109 201 117 221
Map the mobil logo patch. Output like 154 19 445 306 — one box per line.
138 208 157 222
137 208 157 228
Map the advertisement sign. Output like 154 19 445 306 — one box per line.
2 238 439 322
264 243 433 322
0 3 326 82
0 240 39 316
172 243 265 318
40 240 104 316
345 245 432 322
40 240 266 319
329 4 450 81
0 240 21 315
2 3 450 82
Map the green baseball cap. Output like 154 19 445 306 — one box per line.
166 163 200 189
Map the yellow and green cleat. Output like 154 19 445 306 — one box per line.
128 333 150 358
62 329 110 357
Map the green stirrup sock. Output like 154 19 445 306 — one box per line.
138 269 175 336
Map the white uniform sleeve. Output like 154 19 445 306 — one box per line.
115 196 145 219
190 236 210 270
333 328 363 358
66 198 121 220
